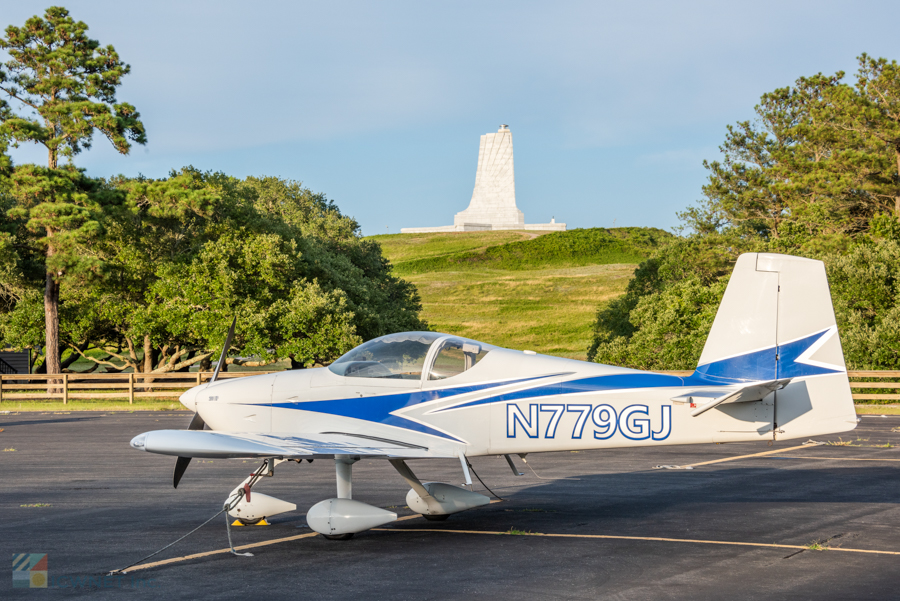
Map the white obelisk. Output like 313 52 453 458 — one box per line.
453 124 525 228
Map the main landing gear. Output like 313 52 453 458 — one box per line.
225 454 494 540
306 455 398 540
322 456 357 540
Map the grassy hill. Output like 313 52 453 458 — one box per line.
369 228 671 360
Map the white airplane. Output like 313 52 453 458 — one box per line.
130 253 857 539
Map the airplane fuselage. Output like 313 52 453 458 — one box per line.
180 345 853 459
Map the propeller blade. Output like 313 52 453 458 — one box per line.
173 318 234 488
173 456 192 489
173 414 206 488
187 411 206 431
210 316 237 384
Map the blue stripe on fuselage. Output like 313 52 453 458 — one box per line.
263 376 555 441
260 330 841 440
433 373 686 413
436 329 842 413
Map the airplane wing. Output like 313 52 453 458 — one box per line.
670 378 792 417
130 429 454 460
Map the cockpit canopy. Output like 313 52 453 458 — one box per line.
328 332 494 381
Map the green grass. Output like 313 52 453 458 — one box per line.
806 540 827 551
505 527 533 535
405 263 636 359
369 228 668 360
371 231 536 264
381 227 671 275
855 404 900 415
0 399 189 412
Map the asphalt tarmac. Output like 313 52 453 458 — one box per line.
1 411 898 600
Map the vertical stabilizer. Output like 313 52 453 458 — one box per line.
696 254 779 376
696 253 856 438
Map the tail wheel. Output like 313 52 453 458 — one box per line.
322 533 354 540
238 517 263 526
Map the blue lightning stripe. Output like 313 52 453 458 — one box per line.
692 328 841 383
436 328 842 412
434 373 685 413
265 376 555 441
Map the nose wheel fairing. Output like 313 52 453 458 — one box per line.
225 459 296 524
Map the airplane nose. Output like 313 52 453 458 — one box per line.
179 389 194 411
180 382 211 411
180 385 198 411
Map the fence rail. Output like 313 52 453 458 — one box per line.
649 371 900 403
1 370 898 405
0 371 277 404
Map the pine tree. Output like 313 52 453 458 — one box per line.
0 7 146 376
829 54 900 215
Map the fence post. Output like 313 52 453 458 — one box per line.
196 371 201 386
0 375 3 404
63 373 68 405
129 373 134 405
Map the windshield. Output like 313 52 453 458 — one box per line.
328 332 494 380
329 332 443 380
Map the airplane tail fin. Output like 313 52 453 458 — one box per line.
694 253 856 437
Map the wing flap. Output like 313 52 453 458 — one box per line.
130 430 449 459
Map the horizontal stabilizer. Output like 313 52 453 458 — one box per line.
674 379 791 417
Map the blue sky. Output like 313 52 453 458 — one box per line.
4 1 899 235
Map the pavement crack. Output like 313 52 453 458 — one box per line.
782 532 848 559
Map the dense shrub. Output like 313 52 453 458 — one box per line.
395 227 672 275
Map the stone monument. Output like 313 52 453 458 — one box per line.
453 124 523 229
401 125 565 233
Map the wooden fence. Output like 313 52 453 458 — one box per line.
647 371 900 403
843 371 900 401
0 371 277 404
0 370 898 405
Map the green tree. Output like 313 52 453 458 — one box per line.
682 57 900 246
680 73 869 246
587 235 749 367
237 175 426 344
824 241 900 369
12 170 427 375
828 54 900 215
0 7 145 376
5 165 123 372
591 54 900 370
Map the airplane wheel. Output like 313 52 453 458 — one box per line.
322 533 354 540
423 514 450 521
238 518 263 526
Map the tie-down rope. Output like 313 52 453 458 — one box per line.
109 460 269 574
